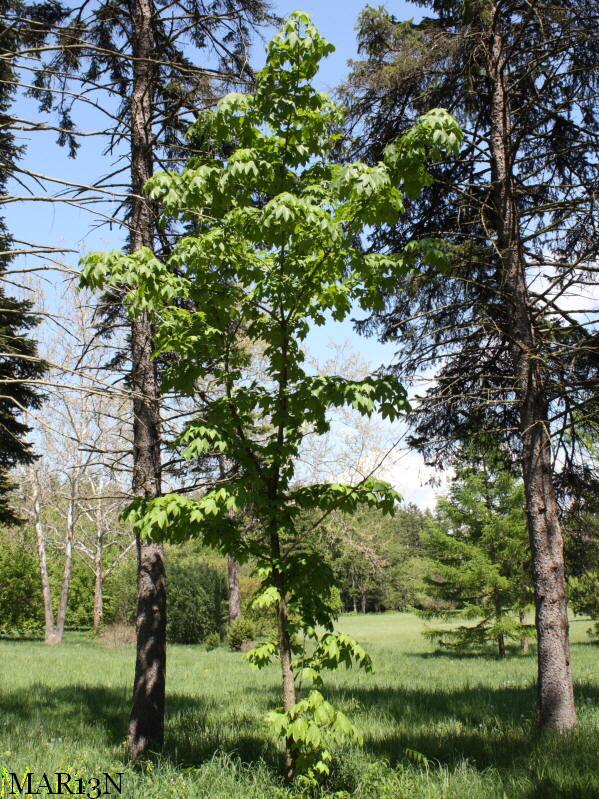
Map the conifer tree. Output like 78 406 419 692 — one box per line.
423 451 531 657
345 0 599 731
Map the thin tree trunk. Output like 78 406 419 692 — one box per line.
33 475 57 644
494 592 506 658
93 535 104 633
127 0 166 760
488 18 576 731
227 557 241 622
520 609 530 655
54 484 77 643
271 531 296 780
361 591 367 614
497 633 506 659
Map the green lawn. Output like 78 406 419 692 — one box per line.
1 613 598 798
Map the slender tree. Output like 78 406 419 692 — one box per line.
345 0 599 731
82 12 461 779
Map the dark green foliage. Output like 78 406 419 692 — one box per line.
167 561 228 645
103 559 138 625
167 578 213 645
103 552 228 643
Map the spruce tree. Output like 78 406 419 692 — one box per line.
345 0 599 731
423 451 531 657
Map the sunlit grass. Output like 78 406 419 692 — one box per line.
1 613 598 797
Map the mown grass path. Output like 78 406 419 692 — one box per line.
1 613 597 797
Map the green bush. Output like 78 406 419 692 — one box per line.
104 559 138 625
105 554 228 645
0 542 44 635
227 617 257 651
167 561 228 645
205 631 221 650
60 563 95 628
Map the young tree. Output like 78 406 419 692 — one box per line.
82 12 461 781
423 451 531 657
345 0 599 731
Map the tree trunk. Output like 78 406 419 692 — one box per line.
497 633 506 659
227 557 241 622
488 18 576 731
93 537 104 633
361 591 367 614
54 486 77 643
33 475 57 644
520 609 530 655
271 532 296 780
494 592 506 658
127 0 166 760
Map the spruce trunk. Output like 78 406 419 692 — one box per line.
127 0 166 760
488 20 576 731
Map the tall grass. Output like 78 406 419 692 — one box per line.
1 614 597 797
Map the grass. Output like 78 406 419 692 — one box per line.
1 613 598 798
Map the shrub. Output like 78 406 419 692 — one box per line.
167 577 212 644
105 554 228 644
0 540 44 636
227 617 257 651
167 561 228 644
104 559 138 625
205 631 221 650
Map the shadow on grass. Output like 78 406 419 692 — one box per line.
410 647 535 661
323 680 599 798
2 674 599 795
0 682 279 771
